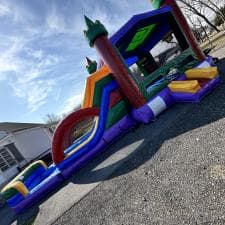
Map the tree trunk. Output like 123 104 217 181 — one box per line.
187 15 204 43
198 18 213 49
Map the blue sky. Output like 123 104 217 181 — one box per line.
0 0 152 123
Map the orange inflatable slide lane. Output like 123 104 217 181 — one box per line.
82 65 111 108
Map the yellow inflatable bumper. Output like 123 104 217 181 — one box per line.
185 67 218 79
168 80 201 93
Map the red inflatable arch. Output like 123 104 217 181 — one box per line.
52 107 100 164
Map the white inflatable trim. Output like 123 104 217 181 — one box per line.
147 96 167 116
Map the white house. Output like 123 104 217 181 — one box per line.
0 122 53 187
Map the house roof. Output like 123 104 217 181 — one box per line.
0 122 45 134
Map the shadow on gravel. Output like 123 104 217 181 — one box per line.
74 58 225 184
3 59 225 225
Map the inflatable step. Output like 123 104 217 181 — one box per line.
185 67 218 79
168 80 201 93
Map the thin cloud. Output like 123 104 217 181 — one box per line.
0 2 11 17
0 0 153 122
11 79 56 112
45 4 67 35
60 93 83 115
0 34 59 112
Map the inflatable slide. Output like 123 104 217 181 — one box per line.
1 0 221 213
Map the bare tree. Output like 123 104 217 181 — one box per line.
194 0 225 28
182 7 202 41
177 0 220 32
214 5 225 28
207 0 225 21
44 113 60 132
197 18 213 49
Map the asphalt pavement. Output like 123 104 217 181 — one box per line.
53 59 225 225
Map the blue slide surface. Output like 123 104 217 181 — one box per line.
58 80 118 170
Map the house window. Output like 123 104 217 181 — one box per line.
0 148 17 172
5 143 24 162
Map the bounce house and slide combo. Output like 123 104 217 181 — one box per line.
1 0 222 213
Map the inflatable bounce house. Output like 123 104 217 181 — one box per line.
1 0 221 213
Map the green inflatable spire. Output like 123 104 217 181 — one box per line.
84 15 95 27
83 15 108 47
85 57 97 74
150 0 165 9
